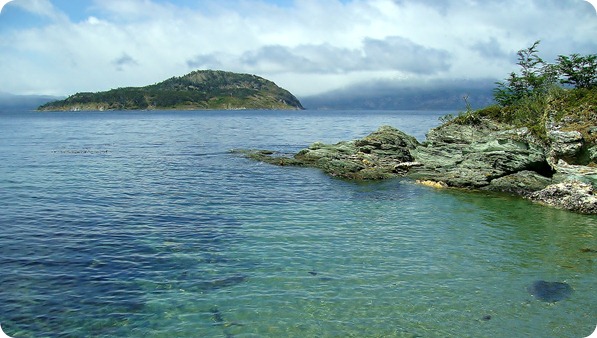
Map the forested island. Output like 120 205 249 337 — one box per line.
38 70 304 111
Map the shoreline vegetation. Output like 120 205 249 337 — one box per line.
37 70 304 111
240 42 597 214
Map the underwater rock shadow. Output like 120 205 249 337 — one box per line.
527 280 573 303
176 274 249 293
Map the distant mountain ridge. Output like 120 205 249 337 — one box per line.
38 70 304 111
300 79 496 110
0 93 62 112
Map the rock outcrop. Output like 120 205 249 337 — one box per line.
529 180 597 214
548 129 584 165
408 120 552 193
240 119 597 214
242 126 420 180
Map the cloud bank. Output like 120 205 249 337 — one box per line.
0 0 595 97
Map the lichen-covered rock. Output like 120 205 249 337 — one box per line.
416 180 449 189
552 159 597 182
529 180 597 214
242 125 420 180
356 125 420 150
589 146 597 163
238 119 597 214
547 130 584 164
424 120 500 145
409 119 551 189
485 171 553 195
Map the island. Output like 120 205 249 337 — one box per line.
38 70 304 111
240 43 597 214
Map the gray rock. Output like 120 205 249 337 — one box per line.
409 119 550 189
528 180 597 214
239 119 597 214
251 125 420 180
424 120 500 145
551 160 597 184
548 130 584 164
485 171 552 195
549 130 583 143
588 146 597 163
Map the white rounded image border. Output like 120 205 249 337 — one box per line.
0 0 14 13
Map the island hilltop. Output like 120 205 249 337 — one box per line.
241 42 597 214
38 70 304 111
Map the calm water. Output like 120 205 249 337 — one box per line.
0 110 595 338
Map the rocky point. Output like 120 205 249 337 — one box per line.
240 118 597 214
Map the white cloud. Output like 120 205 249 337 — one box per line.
189 37 450 75
9 0 67 21
0 0 595 96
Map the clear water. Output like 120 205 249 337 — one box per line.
0 110 595 338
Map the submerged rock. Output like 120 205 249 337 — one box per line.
527 280 573 302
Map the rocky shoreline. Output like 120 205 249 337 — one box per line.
240 118 597 214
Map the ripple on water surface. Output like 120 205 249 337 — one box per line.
0 111 595 337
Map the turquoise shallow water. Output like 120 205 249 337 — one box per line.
0 110 595 337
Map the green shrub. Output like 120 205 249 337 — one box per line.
557 54 597 89
475 105 503 120
494 41 558 107
447 41 596 140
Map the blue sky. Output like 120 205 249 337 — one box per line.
0 0 596 96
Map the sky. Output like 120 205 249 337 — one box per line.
0 0 596 97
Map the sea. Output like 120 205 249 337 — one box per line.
0 110 595 338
